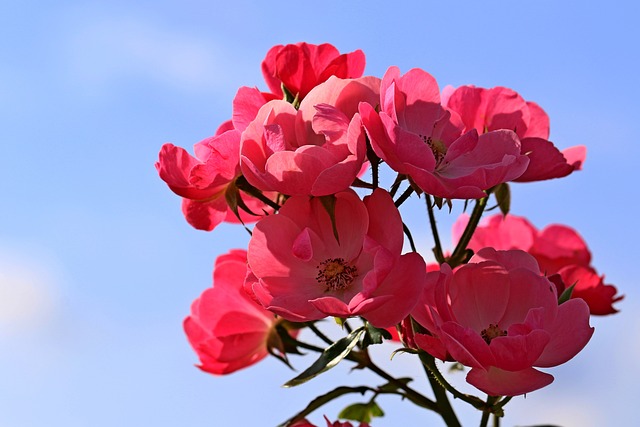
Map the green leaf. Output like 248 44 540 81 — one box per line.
360 323 392 348
318 195 340 244
338 401 384 423
558 282 576 305
389 347 419 360
224 183 244 222
448 362 465 373
282 327 365 387
277 386 370 427
493 183 511 216
281 82 295 103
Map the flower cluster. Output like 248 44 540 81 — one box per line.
157 42 621 426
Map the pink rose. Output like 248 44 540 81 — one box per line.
360 67 529 199
454 214 623 315
247 189 427 328
240 76 379 196
184 249 279 374
261 42 366 100
445 85 585 182
412 248 594 396
156 128 274 231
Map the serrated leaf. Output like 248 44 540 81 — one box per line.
493 183 511 216
277 386 370 427
338 401 384 423
282 327 365 387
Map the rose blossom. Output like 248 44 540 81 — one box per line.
240 75 379 196
360 67 529 199
246 189 427 328
444 85 585 182
262 42 366 100
183 249 280 375
156 85 279 231
412 248 594 396
453 214 623 314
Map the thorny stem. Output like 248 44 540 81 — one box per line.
419 352 461 427
235 177 281 211
389 174 406 197
426 195 446 264
365 135 380 189
419 352 486 411
394 186 414 207
307 322 334 346
479 396 500 427
403 223 417 252
363 357 439 413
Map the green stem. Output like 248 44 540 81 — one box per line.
425 195 446 264
235 176 281 211
403 223 417 252
479 410 490 427
419 353 462 427
351 177 375 189
307 322 334 346
448 196 488 268
365 135 380 189
288 335 439 413
479 396 500 427
364 358 439 413
389 174 406 197
394 186 414 207
419 352 486 411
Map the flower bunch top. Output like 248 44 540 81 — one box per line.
157 42 621 427
156 41 585 231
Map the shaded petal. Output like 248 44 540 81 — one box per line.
466 366 554 396
181 198 227 231
515 137 580 182
536 299 594 367
490 329 550 371
439 322 496 368
449 262 510 332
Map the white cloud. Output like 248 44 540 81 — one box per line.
0 249 58 337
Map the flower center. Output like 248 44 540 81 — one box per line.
480 323 507 345
420 134 447 167
316 258 358 292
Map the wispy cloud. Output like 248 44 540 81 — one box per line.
0 248 58 337
63 15 231 94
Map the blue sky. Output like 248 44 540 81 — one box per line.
1 1 638 426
